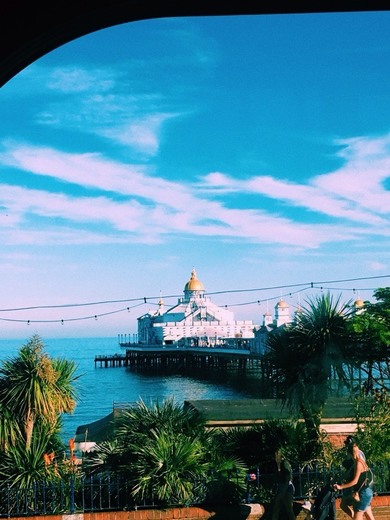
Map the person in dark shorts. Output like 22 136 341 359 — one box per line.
271 449 295 520
340 437 367 518
334 437 375 520
340 455 355 518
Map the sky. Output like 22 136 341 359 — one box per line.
0 11 390 339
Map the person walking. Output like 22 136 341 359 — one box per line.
340 436 368 518
271 449 296 520
340 454 355 518
334 437 375 520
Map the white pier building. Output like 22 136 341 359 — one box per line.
137 269 255 347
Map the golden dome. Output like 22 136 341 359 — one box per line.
354 299 364 308
276 299 289 308
184 268 205 292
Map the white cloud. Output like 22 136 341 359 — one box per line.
199 134 390 227
0 134 389 249
314 134 390 214
47 67 116 93
368 261 387 271
101 113 177 156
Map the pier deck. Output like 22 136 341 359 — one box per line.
95 345 267 374
95 353 127 367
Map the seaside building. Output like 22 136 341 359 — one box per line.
252 295 367 355
136 269 255 348
252 299 293 355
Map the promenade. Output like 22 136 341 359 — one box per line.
297 496 390 519
6 496 390 520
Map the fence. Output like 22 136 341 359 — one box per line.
246 461 390 504
0 462 389 518
0 474 209 518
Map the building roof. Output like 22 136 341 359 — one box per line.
74 397 360 446
184 397 356 426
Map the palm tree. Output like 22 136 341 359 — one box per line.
0 402 22 452
266 292 352 444
86 397 247 506
0 335 78 452
128 428 209 504
115 397 205 440
0 418 65 487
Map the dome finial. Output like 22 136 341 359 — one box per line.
184 268 205 293
158 290 164 307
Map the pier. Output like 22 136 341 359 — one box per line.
95 345 269 375
94 353 127 367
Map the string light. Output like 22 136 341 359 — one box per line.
0 274 388 326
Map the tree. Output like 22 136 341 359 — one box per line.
352 390 390 463
0 419 65 487
265 292 352 444
85 398 247 506
350 287 390 391
129 428 209 504
215 419 314 472
0 402 22 453
0 335 78 452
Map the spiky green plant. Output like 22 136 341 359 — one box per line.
0 335 78 452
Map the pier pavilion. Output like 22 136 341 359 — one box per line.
133 269 256 348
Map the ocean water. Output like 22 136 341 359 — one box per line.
0 336 256 443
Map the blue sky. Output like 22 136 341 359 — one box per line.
0 11 390 339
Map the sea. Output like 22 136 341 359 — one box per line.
0 336 260 443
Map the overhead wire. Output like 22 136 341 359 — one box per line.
0 274 388 326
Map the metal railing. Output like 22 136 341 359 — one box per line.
247 461 390 503
0 461 388 517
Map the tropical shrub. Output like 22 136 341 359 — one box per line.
84 398 248 506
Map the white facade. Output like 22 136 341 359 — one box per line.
137 269 255 347
274 299 291 327
252 299 293 355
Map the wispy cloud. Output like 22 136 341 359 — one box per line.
31 63 182 157
199 134 390 227
0 136 387 249
1 55 389 251
47 67 116 93
101 112 177 156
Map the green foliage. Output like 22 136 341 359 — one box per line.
0 419 65 487
0 335 79 487
200 429 248 506
81 438 123 476
352 392 390 463
266 292 353 441
349 288 390 387
0 335 78 452
204 458 247 506
115 397 205 439
214 419 326 474
89 398 248 506
0 401 22 452
128 429 209 504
